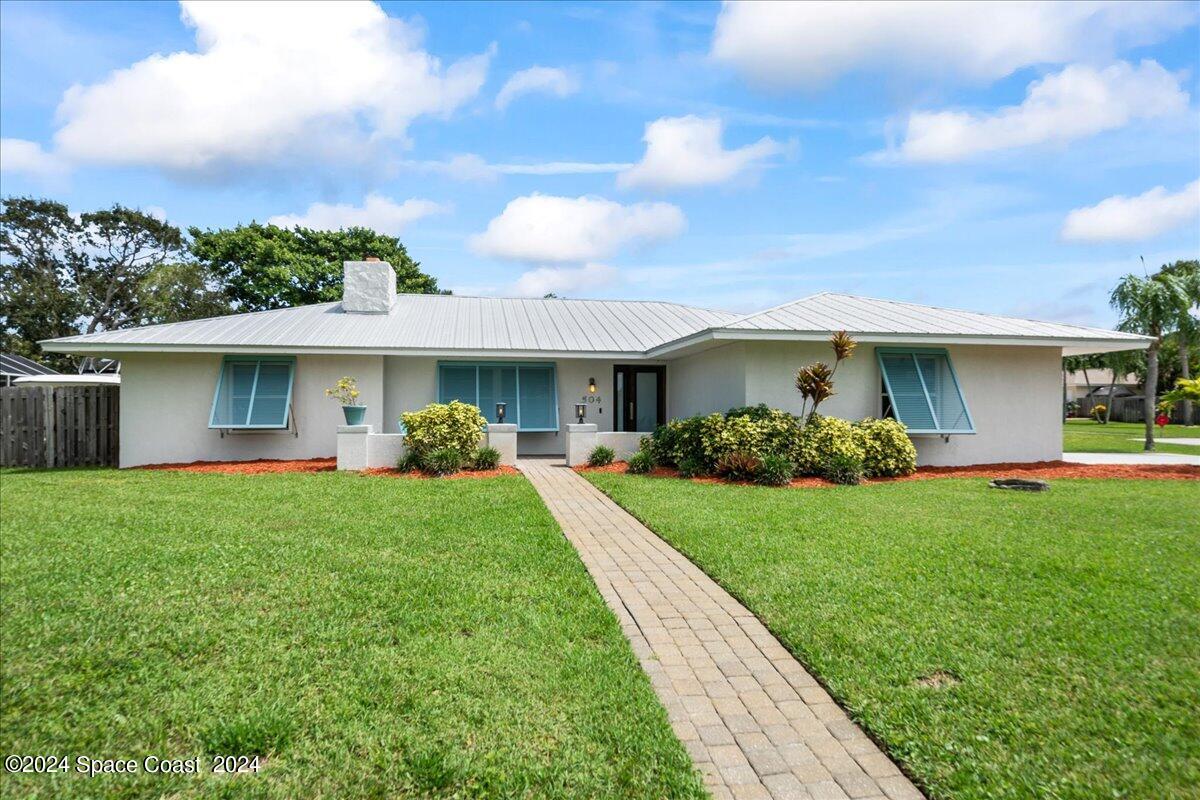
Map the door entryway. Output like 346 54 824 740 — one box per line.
613 365 665 432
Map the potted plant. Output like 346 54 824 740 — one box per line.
326 376 366 425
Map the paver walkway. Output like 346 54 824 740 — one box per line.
519 459 923 800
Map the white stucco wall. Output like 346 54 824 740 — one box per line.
667 343 747 418
119 353 383 467
739 341 1063 466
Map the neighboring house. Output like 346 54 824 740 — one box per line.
42 259 1151 468
0 353 58 387
1065 369 1139 402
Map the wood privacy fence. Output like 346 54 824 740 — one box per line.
0 386 119 468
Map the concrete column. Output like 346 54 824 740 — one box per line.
566 423 598 466
366 433 406 468
486 424 518 465
337 424 372 470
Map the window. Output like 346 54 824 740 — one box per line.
876 348 973 434
437 362 559 431
209 357 295 429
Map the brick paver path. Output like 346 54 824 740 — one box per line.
519 459 924 800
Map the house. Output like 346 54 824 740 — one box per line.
1 353 58 387
41 259 1151 468
1065 368 1139 402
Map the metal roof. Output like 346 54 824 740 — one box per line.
1 352 58 377
41 291 1150 357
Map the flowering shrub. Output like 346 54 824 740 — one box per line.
1090 403 1107 422
854 418 917 477
702 414 764 466
401 401 486 462
325 376 360 405
795 415 864 476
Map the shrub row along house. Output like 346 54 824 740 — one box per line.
42 258 1150 468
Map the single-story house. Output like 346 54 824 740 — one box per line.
1065 368 1140 402
42 259 1151 468
1 352 58 387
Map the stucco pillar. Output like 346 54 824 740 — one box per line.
366 433 406 468
337 424 371 470
486 424 518 465
566 423 598 466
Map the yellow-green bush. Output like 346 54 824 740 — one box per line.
701 414 764 465
795 415 864 476
854 418 917 477
401 401 486 461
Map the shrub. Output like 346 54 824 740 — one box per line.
822 451 863 485
755 454 794 486
795 415 864 476
1090 403 1107 422
421 447 463 476
677 456 707 478
725 403 775 421
627 450 653 474
648 415 710 469
401 401 486 462
396 451 422 472
702 414 764 466
587 445 615 467
471 446 501 471
854 418 917 477
715 450 760 481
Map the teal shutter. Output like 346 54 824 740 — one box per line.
877 349 973 434
438 365 478 405
516 365 557 431
437 362 558 431
478 366 518 424
209 357 295 429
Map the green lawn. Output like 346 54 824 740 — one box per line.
0 469 703 800
584 472 1200 800
1063 418 1200 455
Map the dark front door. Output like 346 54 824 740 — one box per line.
614 365 665 432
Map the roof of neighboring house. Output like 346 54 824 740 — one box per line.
1 352 58 378
41 291 1152 358
1066 369 1140 387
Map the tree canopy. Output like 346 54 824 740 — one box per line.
188 223 441 312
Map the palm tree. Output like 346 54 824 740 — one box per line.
1159 260 1199 425
1110 271 1189 450
1101 349 1140 424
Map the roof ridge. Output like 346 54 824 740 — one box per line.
716 291 829 328
394 291 736 316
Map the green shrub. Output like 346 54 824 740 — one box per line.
715 450 760 481
702 414 764 466
648 416 710 468
854 418 917 477
401 401 486 462
627 450 654 474
587 445 615 467
725 403 776 421
471 446 501 471
421 447 463 476
397 451 422 472
795 414 864 476
755 454 794 486
821 451 863 485
677 456 707 478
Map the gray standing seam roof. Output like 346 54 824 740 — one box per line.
41 291 1149 355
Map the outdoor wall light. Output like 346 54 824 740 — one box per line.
587 377 597 394
495 402 506 423
575 403 587 423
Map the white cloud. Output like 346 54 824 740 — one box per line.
0 138 68 178
513 263 618 296
402 153 631 182
711 1 1194 88
617 116 782 191
890 60 1188 162
50 1 490 173
495 66 578 110
1061 179 1200 242
143 205 168 222
267 193 448 234
469 194 685 264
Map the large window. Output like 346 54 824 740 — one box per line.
209 357 295 429
876 348 973 434
437 363 559 431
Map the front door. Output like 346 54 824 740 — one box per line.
614 366 665 432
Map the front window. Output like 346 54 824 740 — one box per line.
209 357 295 429
437 363 559 431
876 348 973 434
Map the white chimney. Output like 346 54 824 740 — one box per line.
342 258 396 314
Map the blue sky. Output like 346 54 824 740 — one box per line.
1 1 1197 326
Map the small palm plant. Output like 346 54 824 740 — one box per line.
796 331 857 423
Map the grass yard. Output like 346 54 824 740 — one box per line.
0 469 703 800
1063 418 1200 455
584 472 1200 800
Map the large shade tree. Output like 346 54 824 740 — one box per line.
1110 269 1190 450
188 223 442 312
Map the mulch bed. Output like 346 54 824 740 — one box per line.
140 458 518 479
577 460 1199 486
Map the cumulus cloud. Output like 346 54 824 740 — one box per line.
402 153 631 182
0 138 68 178
889 61 1188 162
1061 179 1200 242
617 116 782 191
50 1 490 174
469 194 685 264
513 263 618 297
495 66 577 110
711 1 1194 88
267 193 448 234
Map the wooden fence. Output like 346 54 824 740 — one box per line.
0 386 119 468
1075 394 1199 425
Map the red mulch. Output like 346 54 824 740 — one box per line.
140 458 518 479
576 460 1198 486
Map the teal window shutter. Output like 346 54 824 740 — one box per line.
437 362 559 432
877 348 974 434
516 365 557 431
209 357 295 429
438 365 478 405
477 365 518 424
